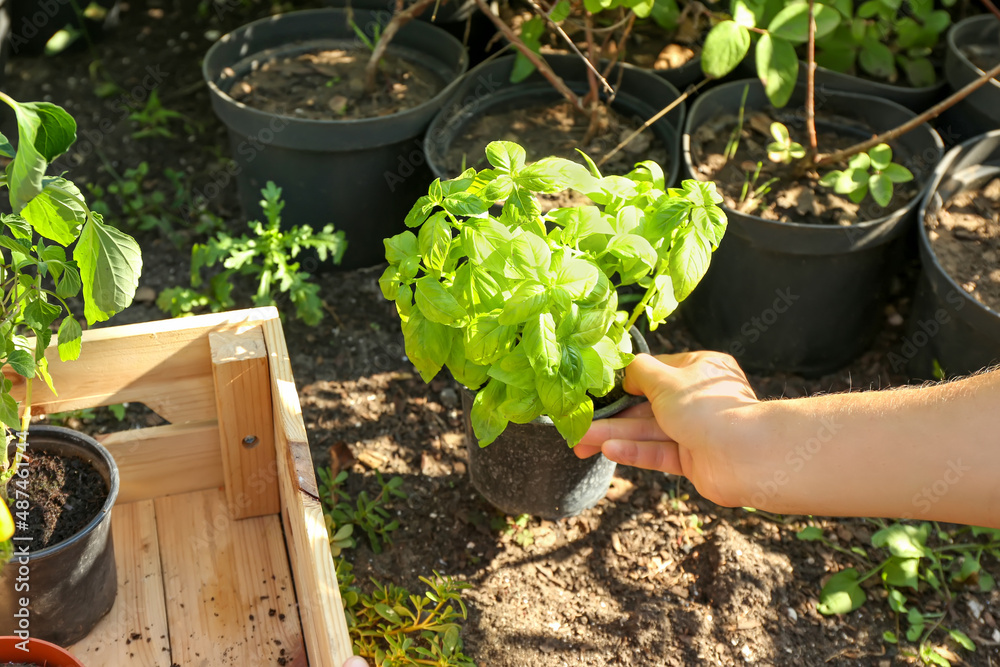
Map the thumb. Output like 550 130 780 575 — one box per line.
623 353 684 402
344 657 371 667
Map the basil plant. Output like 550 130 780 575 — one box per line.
380 142 726 447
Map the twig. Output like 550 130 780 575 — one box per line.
814 60 1000 167
979 0 1000 21
472 0 583 110
806 0 818 154
364 0 439 93
601 10 635 81
522 0 613 95
596 79 708 167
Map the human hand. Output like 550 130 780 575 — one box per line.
344 657 370 667
574 351 763 507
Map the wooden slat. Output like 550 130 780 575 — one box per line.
261 316 353 666
5 309 281 422
155 489 305 667
210 329 280 519
98 422 224 503
69 500 172 666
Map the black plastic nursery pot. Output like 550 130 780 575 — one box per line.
203 9 469 271
424 54 685 187
0 426 119 647
681 79 944 376
942 15 1000 143
904 130 1000 379
462 329 649 520
796 62 948 113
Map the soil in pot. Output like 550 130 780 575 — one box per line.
17 450 108 548
959 44 1000 80
230 47 445 120
689 109 919 225
498 3 703 75
926 176 1000 312
440 101 670 208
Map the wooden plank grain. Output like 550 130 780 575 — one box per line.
210 329 280 519
261 316 353 666
155 489 304 667
98 422 224 503
69 500 172 666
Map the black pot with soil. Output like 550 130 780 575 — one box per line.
462 329 648 520
680 79 944 376
904 129 1000 379
941 15 1000 143
425 54 685 188
798 61 948 113
0 426 119 647
203 8 469 271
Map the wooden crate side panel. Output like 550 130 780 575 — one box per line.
155 489 304 667
210 330 280 519
262 317 353 666
98 422 224 503
5 308 281 423
69 500 172 665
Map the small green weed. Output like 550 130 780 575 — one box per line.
127 89 194 140
798 521 1000 666
318 467 405 555
44 403 127 426
157 181 346 325
321 468 476 666
492 513 535 548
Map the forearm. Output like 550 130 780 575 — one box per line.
742 369 1000 528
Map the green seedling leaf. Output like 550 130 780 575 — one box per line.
756 34 798 108
796 526 824 541
767 2 841 43
818 568 866 615
883 630 898 644
882 556 920 590
57 316 83 362
6 349 35 378
871 523 930 558
869 173 893 206
882 163 913 183
702 21 751 79
486 141 527 174
868 144 892 170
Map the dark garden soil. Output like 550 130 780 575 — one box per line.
499 4 702 73
17 451 108 548
690 110 919 225
3 0 1000 665
233 47 445 120
928 177 1000 312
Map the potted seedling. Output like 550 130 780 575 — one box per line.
381 140 727 517
0 92 141 646
904 129 1000 379
676 0 1000 375
423 0 689 187
701 0 956 110
202 4 469 270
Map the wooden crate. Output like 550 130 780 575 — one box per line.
7 308 353 666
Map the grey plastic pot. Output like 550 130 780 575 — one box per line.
0 426 119 646
424 54 685 187
462 328 649 520
680 79 944 376
904 130 1000 379
942 15 1000 143
203 9 469 270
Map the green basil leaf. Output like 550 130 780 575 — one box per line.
551 398 594 447
402 309 454 381
418 212 452 271
499 282 549 325
667 230 711 301
414 276 467 325
464 315 517 365
485 141 527 174
470 379 509 445
522 312 560 376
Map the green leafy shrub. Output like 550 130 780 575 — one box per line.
0 92 141 556
380 141 727 446
157 181 346 325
